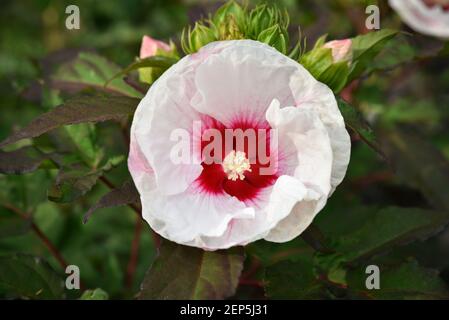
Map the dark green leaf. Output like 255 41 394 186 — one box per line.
246 237 311 266
316 205 379 238
0 146 56 174
0 95 140 148
48 156 124 203
300 224 334 254
328 207 449 264
106 55 178 86
265 257 327 299
64 123 102 167
138 241 245 300
366 34 417 74
382 127 449 211
338 99 386 159
349 29 398 81
0 254 65 299
83 180 139 223
351 29 399 60
41 88 104 167
50 51 143 98
347 259 449 299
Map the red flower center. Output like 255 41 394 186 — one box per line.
195 117 278 202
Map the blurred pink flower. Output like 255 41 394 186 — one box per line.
389 0 449 38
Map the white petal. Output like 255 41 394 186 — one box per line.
264 193 325 242
192 175 309 250
326 123 351 193
191 40 297 127
140 183 255 244
263 99 333 242
266 99 333 196
389 0 449 38
290 73 351 193
130 57 204 195
128 135 156 194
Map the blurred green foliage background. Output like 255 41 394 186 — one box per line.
1 0 449 299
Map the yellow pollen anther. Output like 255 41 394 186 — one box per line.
222 150 252 181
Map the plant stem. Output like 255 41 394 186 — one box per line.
2 203 68 270
98 175 160 248
99 175 115 189
240 258 261 281
31 223 68 269
98 175 161 290
125 216 143 289
238 279 264 288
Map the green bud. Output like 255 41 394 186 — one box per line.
248 5 271 37
257 25 288 54
300 46 350 93
213 0 246 29
247 4 289 39
300 47 333 77
181 22 217 54
215 14 245 40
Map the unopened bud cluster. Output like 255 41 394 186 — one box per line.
181 1 289 54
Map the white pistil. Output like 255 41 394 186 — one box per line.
222 150 252 181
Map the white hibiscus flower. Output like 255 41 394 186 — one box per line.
128 40 351 250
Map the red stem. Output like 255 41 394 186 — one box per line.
98 175 161 290
238 279 264 288
240 258 261 281
3 203 68 270
125 216 143 289
31 224 68 269
99 176 160 249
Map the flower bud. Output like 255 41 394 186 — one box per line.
248 5 273 37
323 39 353 63
299 37 352 93
247 4 288 39
257 25 288 54
140 35 172 59
139 35 177 84
212 0 246 29
182 23 217 54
